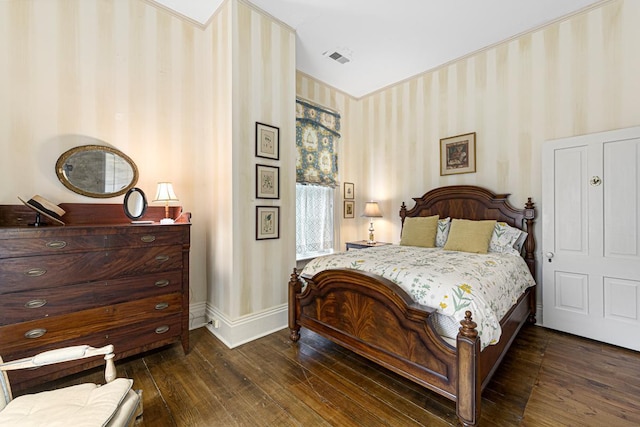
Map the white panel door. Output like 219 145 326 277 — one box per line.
542 126 640 351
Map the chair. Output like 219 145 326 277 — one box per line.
0 344 142 426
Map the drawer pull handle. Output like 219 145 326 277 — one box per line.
25 268 47 277
25 328 47 339
155 279 170 287
25 299 47 309
45 240 67 249
141 235 156 243
155 255 170 262
155 302 169 310
155 325 170 334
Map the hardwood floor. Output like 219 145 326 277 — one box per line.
22 325 640 426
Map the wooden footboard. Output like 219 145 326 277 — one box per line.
289 268 488 426
289 269 534 427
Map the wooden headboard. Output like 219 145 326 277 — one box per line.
399 185 536 278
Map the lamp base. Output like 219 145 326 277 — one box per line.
160 218 175 225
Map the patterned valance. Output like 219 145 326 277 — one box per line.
296 99 341 187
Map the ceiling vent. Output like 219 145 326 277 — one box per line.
323 49 351 64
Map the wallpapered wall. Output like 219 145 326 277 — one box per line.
2 0 639 344
0 0 212 319
0 0 297 344
298 0 640 263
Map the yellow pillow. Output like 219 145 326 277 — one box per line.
400 215 439 247
443 219 497 254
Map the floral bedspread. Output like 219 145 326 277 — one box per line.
301 245 535 349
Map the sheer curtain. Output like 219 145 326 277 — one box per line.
296 184 334 257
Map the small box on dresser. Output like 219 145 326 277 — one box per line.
0 203 191 393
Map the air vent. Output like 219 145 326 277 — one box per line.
323 49 352 64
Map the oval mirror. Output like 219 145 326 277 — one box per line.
123 187 148 220
55 145 139 198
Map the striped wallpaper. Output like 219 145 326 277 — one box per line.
298 0 640 258
0 0 296 344
2 0 638 345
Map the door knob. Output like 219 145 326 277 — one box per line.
545 252 554 262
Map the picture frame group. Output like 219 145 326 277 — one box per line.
255 122 280 240
343 182 355 218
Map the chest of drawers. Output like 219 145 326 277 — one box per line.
0 203 190 392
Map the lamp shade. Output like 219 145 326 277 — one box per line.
153 182 179 202
362 201 382 218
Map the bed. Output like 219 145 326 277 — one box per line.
288 185 536 427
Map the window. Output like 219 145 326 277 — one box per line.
296 184 334 259
295 98 340 260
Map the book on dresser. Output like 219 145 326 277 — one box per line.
0 202 191 393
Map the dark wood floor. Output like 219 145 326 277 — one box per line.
23 324 640 426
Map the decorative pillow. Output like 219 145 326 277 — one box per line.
513 231 528 252
400 215 439 247
443 219 497 254
435 217 451 247
489 222 523 255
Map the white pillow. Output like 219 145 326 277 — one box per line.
435 217 451 247
513 231 528 252
489 222 523 255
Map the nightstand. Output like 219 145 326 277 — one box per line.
345 240 391 250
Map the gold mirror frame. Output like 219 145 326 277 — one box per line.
55 145 139 198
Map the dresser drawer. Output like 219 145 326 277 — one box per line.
5 314 183 390
107 229 184 249
0 235 107 258
0 270 183 325
0 245 183 293
0 293 183 356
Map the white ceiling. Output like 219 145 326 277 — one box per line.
151 0 604 98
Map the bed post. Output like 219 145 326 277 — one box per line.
524 198 537 323
288 268 302 342
456 311 481 427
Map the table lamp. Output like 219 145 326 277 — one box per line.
362 201 383 244
153 182 179 224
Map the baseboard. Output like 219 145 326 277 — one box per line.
202 303 288 348
189 301 207 330
536 303 543 325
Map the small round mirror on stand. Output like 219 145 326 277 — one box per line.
123 187 147 220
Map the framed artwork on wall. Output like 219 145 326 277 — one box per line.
344 182 354 199
256 206 279 240
256 164 279 199
256 122 279 160
344 200 355 219
440 132 476 176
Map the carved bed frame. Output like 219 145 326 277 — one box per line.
288 185 536 427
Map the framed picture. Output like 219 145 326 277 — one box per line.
440 132 476 176
256 206 279 240
344 200 355 219
255 122 279 160
256 164 279 199
344 182 354 199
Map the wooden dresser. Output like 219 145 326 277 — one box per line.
0 203 191 392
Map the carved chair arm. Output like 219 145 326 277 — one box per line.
0 345 116 383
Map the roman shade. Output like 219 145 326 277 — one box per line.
295 99 341 187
